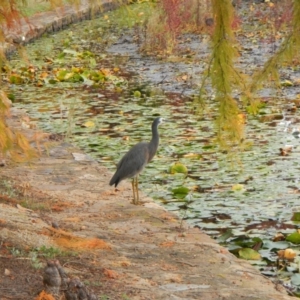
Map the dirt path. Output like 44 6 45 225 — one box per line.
0 1 297 299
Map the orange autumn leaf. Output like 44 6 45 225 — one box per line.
160 241 175 247
45 227 111 250
35 290 55 300
103 268 119 279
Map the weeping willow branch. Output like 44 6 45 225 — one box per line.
198 0 299 151
249 0 300 97
209 0 245 150
0 91 37 161
193 54 213 113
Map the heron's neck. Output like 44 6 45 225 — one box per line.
148 125 159 161
151 123 160 145
150 131 159 148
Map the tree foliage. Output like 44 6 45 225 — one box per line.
0 1 31 161
0 90 37 161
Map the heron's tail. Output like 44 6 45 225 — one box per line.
109 173 119 187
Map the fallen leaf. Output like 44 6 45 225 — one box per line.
4 269 11 276
35 290 55 300
16 204 33 212
279 145 293 156
160 241 175 247
231 184 244 191
103 268 119 279
83 120 95 128
63 217 81 222
278 248 296 260
181 75 188 81
273 233 285 242
281 80 293 87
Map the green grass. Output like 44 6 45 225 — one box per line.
19 199 49 211
20 0 69 17
0 179 17 198
9 245 77 269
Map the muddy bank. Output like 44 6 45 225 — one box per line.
2 0 120 55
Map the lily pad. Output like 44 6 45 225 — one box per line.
238 248 261 260
231 184 244 191
292 212 300 222
262 240 290 250
169 162 188 175
171 186 189 199
217 229 233 243
291 274 300 286
286 232 300 244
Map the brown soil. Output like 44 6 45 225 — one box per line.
0 2 297 300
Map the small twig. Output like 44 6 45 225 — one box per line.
157 75 168 85
62 260 88 273
175 260 198 267
62 265 84 273
63 260 87 267
0 293 28 298
0 256 31 260
150 216 165 223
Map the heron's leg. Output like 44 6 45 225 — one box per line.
131 176 140 205
136 175 139 204
132 176 139 205
132 179 136 203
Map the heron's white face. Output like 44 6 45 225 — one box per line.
158 117 165 124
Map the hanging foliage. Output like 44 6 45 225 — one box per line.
208 0 245 151
249 0 300 96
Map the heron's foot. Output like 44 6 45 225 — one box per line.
131 199 139 205
131 199 148 205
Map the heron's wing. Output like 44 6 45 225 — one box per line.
116 142 149 179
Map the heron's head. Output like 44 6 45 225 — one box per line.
152 117 167 130
156 117 166 125
158 117 164 123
